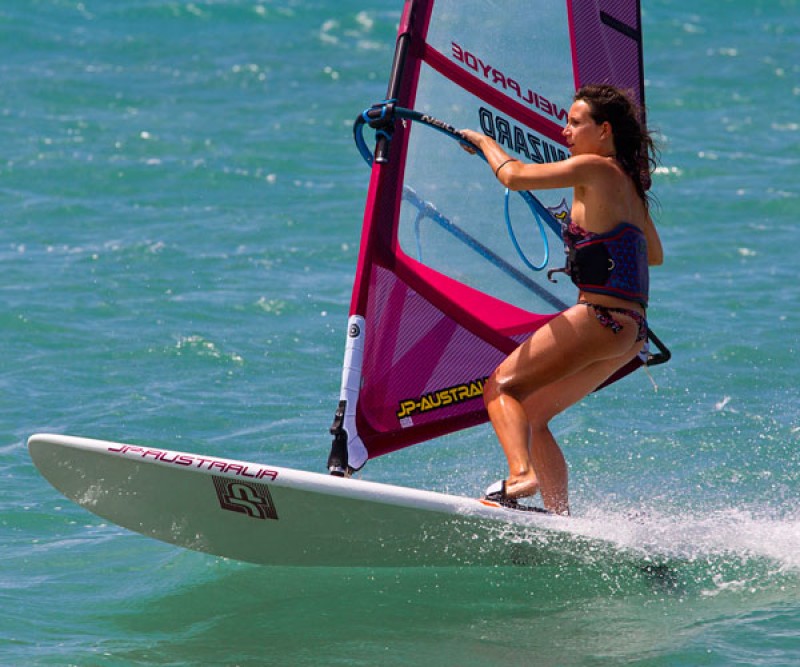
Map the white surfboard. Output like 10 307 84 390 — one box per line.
28 433 590 567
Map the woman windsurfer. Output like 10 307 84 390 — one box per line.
460 84 663 515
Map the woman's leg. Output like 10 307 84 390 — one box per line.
484 304 643 512
522 346 643 514
483 384 538 498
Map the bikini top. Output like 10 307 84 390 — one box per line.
548 221 649 308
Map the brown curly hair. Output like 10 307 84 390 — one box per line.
574 84 658 207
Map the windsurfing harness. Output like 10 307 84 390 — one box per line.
550 222 649 308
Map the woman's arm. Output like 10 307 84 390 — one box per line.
460 129 602 192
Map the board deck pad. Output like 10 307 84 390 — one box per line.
27 433 602 568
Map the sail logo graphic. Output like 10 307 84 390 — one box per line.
546 198 571 226
396 377 488 422
212 476 279 520
479 108 568 164
451 42 569 124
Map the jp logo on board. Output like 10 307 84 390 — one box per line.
212 476 279 520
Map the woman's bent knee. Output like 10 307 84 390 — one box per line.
483 370 524 407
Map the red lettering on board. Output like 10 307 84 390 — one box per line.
107 444 280 481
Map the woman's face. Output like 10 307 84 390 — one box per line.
562 99 609 156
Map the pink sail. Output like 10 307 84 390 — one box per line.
329 0 658 473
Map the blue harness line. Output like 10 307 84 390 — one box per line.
504 188 550 272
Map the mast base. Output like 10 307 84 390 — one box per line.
327 399 354 477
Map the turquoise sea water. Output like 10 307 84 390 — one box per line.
2 1 799 665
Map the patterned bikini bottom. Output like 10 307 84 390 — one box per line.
579 300 648 342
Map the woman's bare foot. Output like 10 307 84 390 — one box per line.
484 475 540 502
505 474 540 499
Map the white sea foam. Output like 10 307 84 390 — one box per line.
566 504 800 573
